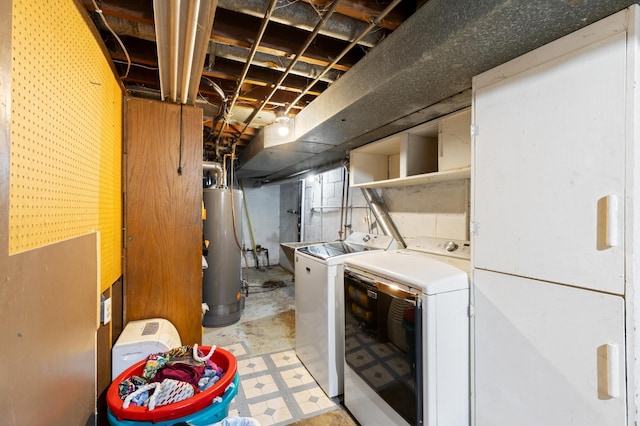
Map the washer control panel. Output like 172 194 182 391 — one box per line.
344 232 397 250
407 237 471 260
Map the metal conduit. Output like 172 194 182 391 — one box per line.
227 0 279 114
237 0 342 137
284 0 403 116
218 0 383 48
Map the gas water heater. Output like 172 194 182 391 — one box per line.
202 187 243 327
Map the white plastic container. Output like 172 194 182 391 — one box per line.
112 318 181 380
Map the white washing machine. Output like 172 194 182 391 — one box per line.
294 232 396 398
342 237 470 426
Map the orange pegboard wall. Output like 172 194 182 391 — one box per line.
10 0 123 291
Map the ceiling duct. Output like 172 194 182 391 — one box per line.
237 0 636 181
153 0 218 104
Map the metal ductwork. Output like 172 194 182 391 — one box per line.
237 0 637 181
361 188 406 249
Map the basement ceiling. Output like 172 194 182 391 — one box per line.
85 0 639 184
83 0 418 163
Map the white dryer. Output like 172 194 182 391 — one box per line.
342 237 470 426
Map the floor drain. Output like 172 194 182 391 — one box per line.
262 280 286 289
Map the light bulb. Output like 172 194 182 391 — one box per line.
277 123 290 136
275 112 290 137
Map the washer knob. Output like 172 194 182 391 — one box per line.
444 241 458 252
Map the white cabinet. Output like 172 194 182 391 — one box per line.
439 110 471 171
474 269 626 426
471 6 640 426
472 14 626 295
350 133 438 185
350 108 471 188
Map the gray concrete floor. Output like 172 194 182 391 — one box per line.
202 265 296 355
202 265 358 426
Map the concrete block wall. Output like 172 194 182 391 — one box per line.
301 167 470 243
303 167 356 242
382 179 469 241
241 184 280 268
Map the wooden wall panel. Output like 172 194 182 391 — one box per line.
0 233 99 426
124 98 203 346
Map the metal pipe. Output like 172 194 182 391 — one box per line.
339 165 352 240
201 77 227 106
300 181 306 242
228 0 278 113
239 0 341 133
218 0 383 48
203 161 225 187
361 188 406 248
230 143 237 189
97 15 342 83
212 43 342 83
240 180 259 261
284 0 403 116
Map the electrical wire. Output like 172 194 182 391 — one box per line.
91 0 131 79
113 59 158 71
177 105 183 175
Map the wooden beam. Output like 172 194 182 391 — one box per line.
301 0 408 30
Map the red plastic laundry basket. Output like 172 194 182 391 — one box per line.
106 346 237 423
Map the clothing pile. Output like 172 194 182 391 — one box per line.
118 344 225 410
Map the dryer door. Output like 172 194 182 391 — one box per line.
343 270 423 425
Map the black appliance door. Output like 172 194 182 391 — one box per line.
344 269 423 425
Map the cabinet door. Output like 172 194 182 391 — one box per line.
472 25 626 294
125 99 203 345
473 269 626 426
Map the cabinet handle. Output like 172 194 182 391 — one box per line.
598 194 619 248
606 343 620 398
606 194 620 248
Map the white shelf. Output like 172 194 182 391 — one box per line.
349 108 471 188
350 167 470 188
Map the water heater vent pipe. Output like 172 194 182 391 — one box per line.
203 161 225 187
361 188 406 249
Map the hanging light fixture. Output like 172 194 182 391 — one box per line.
275 109 290 137
153 0 217 104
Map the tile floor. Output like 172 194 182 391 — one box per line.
202 265 358 426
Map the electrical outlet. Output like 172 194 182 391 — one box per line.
101 297 112 324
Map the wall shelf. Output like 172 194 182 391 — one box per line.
350 166 470 188
349 108 471 188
